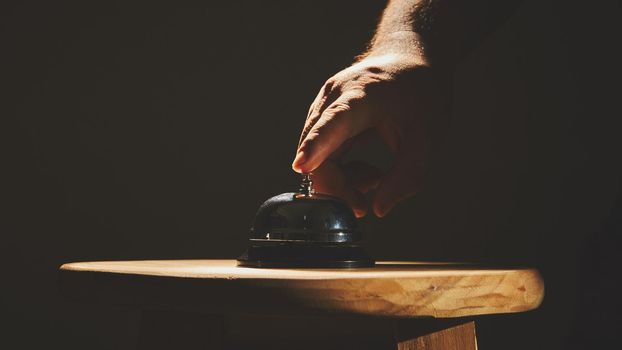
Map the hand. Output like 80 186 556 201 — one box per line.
292 53 448 217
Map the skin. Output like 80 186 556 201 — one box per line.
292 0 521 217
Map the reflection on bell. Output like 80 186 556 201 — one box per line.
237 174 375 268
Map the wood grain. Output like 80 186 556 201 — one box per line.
60 259 544 318
395 321 477 350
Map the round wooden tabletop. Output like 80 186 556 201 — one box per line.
60 259 544 318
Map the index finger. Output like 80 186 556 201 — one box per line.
292 91 372 173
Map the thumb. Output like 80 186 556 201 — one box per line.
373 153 424 217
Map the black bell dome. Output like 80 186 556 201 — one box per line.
250 192 361 244
237 175 374 268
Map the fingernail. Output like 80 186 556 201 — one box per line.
292 150 306 172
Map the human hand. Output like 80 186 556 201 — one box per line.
292 53 448 217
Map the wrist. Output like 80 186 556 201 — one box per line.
361 30 458 74
360 31 430 66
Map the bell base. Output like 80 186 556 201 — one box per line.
237 244 375 268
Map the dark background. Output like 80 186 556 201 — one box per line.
2 0 621 349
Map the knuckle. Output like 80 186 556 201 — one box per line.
346 90 367 105
323 78 337 93
329 101 352 113
301 130 321 149
364 66 384 74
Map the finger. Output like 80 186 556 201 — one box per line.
342 161 383 194
294 91 373 173
292 83 340 173
373 153 424 217
298 80 339 147
312 160 368 217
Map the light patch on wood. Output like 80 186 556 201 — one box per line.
60 259 544 318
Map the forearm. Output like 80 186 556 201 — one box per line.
362 0 522 69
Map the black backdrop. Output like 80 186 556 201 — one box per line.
2 0 621 349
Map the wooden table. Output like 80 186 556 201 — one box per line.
59 260 544 349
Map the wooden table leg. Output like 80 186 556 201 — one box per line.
137 309 224 350
394 319 477 350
